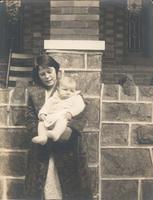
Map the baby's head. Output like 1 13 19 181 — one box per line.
58 76 76 99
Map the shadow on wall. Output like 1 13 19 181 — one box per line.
21 0 51 53
143 0 153 57
0 2 8 58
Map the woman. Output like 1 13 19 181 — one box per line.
25 54 93 200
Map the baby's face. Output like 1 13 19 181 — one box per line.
58 82 76 99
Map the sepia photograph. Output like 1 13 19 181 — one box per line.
0 0 153 200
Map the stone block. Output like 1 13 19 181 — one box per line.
0 106 7 126
138 86 153 101
131 124 153 145
79 132 99 164
101 123 128 146
101 180 138 200
0 128 30 149
70 98 100 130
0 89 9 104
0 152 26 176
120 86 136 101
89 167 98 196
103 85 119 100
87 54 102 69
84 99 100 129
65 71 101 96
141 180 153 200
7 179 25 199
102 103 152 122
10 83 28 105
48 52 85 69
101 148 153 177
84 98 100 129
9 106 26 126
0 179 4 199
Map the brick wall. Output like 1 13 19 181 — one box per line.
22 0 51 54
22 0 100 54
101 84 153 200
102 64 153 86
100 0 127 64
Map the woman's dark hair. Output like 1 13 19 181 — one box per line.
32 54 60 86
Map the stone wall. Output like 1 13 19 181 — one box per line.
0 40 104 199
2 44 153 200
101 84 153 200
0 88 28 199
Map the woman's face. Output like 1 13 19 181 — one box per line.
38 66 57 87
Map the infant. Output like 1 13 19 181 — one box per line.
32 76 85 145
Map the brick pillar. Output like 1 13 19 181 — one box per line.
22 0 101 52
44 40 105 200
50 0 100 40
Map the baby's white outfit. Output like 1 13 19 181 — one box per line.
38 91 85 128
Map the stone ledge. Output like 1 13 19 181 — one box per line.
50 1 99 7
50 14 99 21
44 40 105 51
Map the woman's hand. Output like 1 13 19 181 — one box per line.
39 113 47 121
65 112 72 121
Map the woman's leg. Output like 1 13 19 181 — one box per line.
32 121 48 145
